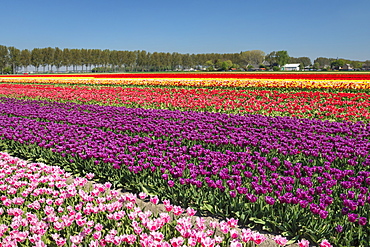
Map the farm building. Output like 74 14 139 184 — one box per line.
282 63 300 71
342 64 353 70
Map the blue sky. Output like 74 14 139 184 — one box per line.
3 0 370 62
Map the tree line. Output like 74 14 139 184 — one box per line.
0 45 369 74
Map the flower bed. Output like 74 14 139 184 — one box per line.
1 77 370 89
0 97 368 246
1 83 370 122
3 151 309 246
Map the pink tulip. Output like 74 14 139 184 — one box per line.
0 224 9 235
195 231 207 242
55 237 67 246
139 192 147 199
134 226 143 234
230 229 239 239
7 187 17 195
163 199 171 205
319 239 333 247
159 213 171 223
86 173 95 179
252 232 267 245
196 217 206 231
165 204 174 212
219 221 230 234
104 182 112 189
70 234 84 244
89 240 99 247
173 206 184 216
146 220 161 231
188 237 197 247
35 240 47 247
76 218 87 227
54 198 64 206
200 237 215 247
3 199 12 206
93 231 102 240
126 234 137 244
226 218 238 228
150 231 164 241
86 220 95 228
53 221 65 231
215 236 224 243
170 236 185 247
82 227 93 236
28 234 41 244
51 233 60 240
125 202 134 210
230 240 243 247
186 207 197 216
274 235 288 246
12 197 25 205
43 205 54 215
298 239 310 247
13 230 29 242
46 199 53 205
150 196 159 205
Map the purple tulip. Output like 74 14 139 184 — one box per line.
358 217 367 226
319 210 328 219
265 196 275 205
348 213 358 223
341 207 350 215
335 225 343 233
168 180 175 187
229 191 237 198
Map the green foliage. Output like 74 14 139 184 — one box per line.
350 61 363 70
265 50 290 68
2 66 11 74
0 45 8 71
313 62 320 70
8 46 21 73
0 44 368 73
31 48 43 72
92 67 114 73
275 50 290 67
331 59 345 70
221 60 233 71
205 60 214 71
290 56 312 68
240 50 265 67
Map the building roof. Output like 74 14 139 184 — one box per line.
282 63 300 67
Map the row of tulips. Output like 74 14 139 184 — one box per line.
1 83 370 122
1 151 322 247
1 77 370 89
2 72 370 80
0 97 369 245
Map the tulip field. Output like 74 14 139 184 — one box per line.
0 72 370 246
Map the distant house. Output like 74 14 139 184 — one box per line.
363 63 370 70
281 64 300 71
342 64 353 71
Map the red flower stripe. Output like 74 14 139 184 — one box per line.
1 83 370 122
